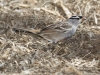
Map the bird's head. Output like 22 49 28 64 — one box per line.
68 16 83 26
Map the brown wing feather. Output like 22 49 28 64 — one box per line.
41 20 72 33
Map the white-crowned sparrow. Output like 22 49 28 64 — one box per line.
12 16 83 43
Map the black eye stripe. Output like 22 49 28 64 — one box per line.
70 17 80 19
79 16 82 18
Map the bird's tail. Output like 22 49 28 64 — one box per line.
12 27 41 34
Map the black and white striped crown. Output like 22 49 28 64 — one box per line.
69 16 82 19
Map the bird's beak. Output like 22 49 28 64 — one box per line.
81 17 86 23
82 17 86 20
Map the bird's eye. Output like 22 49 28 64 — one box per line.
79 16 82 18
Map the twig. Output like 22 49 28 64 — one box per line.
78 6 82 16
60 2 72 18
82 52 91 59
53 0 72 18
41 1 52 7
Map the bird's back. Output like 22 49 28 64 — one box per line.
39 20 73 43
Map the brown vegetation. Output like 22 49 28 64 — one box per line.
0 0 100 75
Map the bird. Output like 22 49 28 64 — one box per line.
12 16 83 43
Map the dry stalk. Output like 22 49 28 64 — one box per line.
61 57 85 75
59 1 72 18
54 0 72 18
41 8 65 19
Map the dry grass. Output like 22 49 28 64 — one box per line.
0 0 100 75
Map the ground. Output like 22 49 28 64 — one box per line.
0 0 100 75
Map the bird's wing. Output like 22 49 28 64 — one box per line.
41 20 72 33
